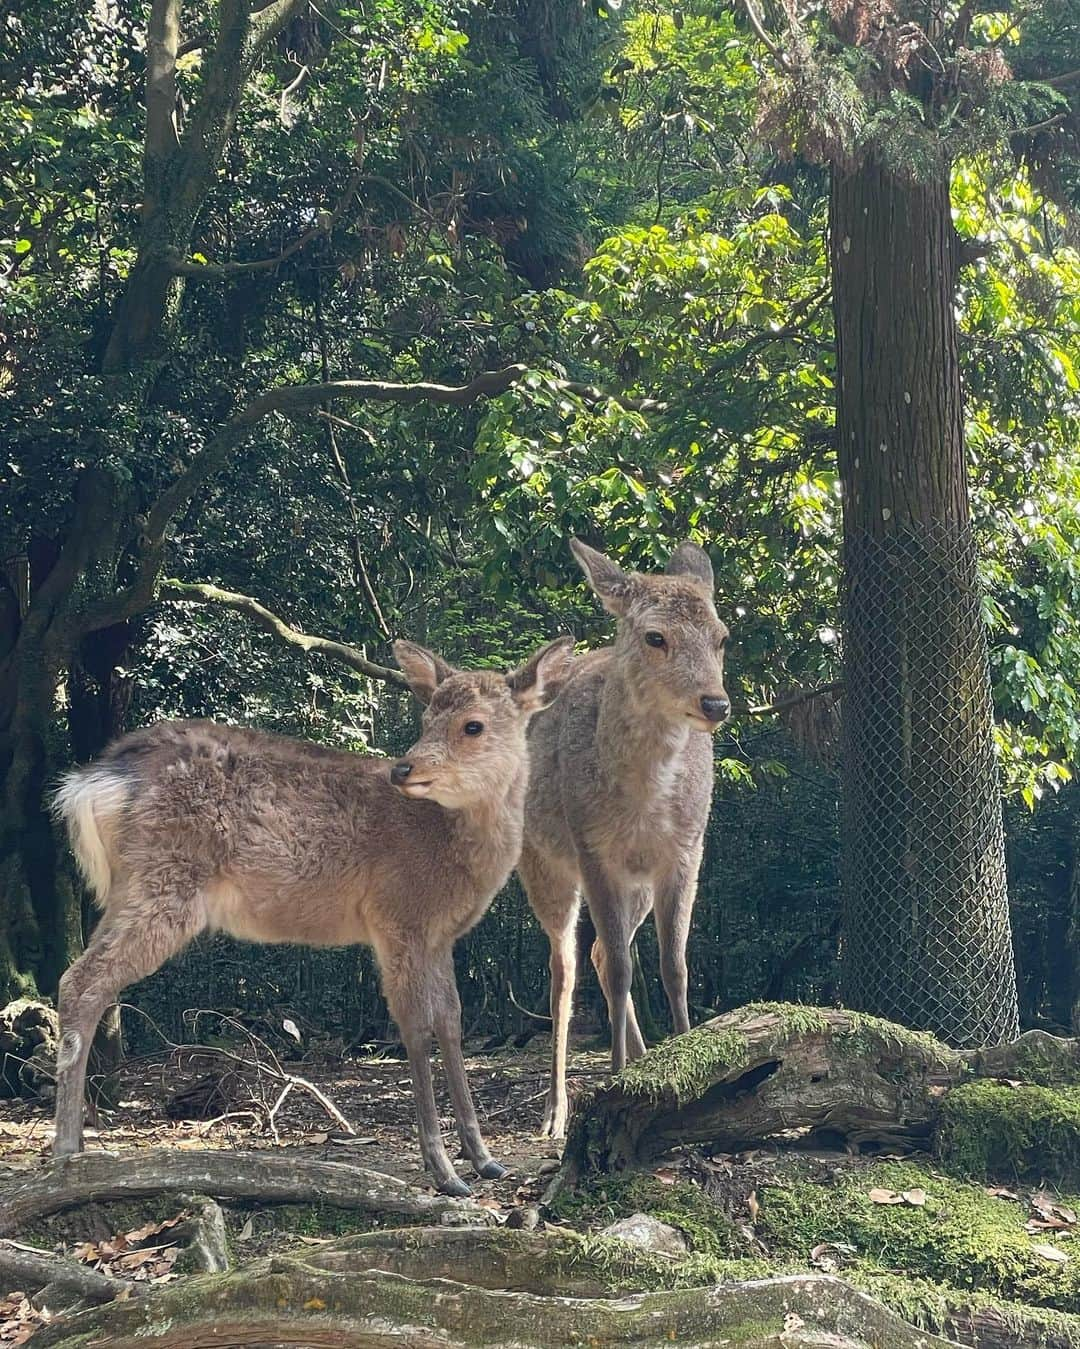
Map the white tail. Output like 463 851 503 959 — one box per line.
52 768 130 906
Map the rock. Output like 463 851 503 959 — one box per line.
505 1205 541 1231
0 998 59 1100
600 1212 688 1257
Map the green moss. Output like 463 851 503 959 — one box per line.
549 1174 742 1258
743 1001 833 1038
616 1025 751 1103
758 1159 1080 1313
568 1232 772 1291
938 1080 1080 1185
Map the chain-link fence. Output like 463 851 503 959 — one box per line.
839 522 1019 1047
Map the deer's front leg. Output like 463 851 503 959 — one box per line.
379 946 471 1197
655 835 704 1037
432 952 506 1180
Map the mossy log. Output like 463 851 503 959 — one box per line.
558 1004 1080 1180
29 1253 960 1348
0 1149 488 1238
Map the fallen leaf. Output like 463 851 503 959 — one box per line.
1031 1192 1077 1227
902 1188 927 1207
1032 1243 1070 1264
869 1188 904 1205
653 1166 678 1186
283 1018 302 1042
238 1217 254 1241
995 1078 1023 1089
303 1297 327 1311
985 1186 1021 1201
329 1135 377 1146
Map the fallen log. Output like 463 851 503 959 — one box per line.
557 1003 1080 1181
27 1257 960 1348
0 1149 488 1238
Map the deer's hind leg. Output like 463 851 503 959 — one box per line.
518 843 580 1139
54 877 206 1156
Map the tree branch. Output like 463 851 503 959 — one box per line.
70 363 659 638
736 0 792 72
167 170 366 277
159 580 407 687
746 680 844 716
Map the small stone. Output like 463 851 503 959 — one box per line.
600 1213 689 1257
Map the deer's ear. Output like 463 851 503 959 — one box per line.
507 636 576 714
665 540 714 590
393 640 456 706
570 539 642 617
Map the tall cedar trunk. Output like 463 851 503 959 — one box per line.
831 159 1019 1046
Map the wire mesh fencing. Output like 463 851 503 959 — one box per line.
838 521 1019 1047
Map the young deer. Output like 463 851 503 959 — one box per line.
520 540 730 1136
51 636 574 1195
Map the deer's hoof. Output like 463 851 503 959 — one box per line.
438 1174 472 1198
477 1160 508 1181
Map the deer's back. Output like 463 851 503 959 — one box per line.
95 720 485 948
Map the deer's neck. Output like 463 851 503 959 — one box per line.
449 763 529 883
595 663 690 793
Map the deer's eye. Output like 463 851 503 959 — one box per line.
645 631 667 649
463 720 484 736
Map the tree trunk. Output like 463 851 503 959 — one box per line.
830 159 1018 1047
0 642 79 1003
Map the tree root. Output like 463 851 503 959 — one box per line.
0 1150 489 1238
0 1238 128 1308
28 1254 960 1347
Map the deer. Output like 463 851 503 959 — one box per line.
519 539 730 1137
50 634 575 1196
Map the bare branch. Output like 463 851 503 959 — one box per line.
159 580 408 687
736 0 792 72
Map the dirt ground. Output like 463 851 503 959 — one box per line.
0 1035 608 1203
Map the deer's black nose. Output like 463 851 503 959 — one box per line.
700 696 730 723
390 761 413 785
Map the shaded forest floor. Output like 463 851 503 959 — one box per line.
0 1036 598 1200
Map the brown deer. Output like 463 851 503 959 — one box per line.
520 540 730 1136
51 635 575 1195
